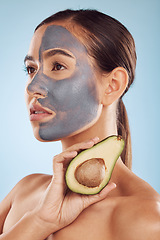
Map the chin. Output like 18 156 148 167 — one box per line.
32 127 47 142
33 129 61 142
31 110 102 142
33 131 56 142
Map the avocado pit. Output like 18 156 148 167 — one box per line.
75 158 106 187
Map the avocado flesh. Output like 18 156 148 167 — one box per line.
65 135 125 195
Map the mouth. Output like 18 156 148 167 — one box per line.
29 104 56 122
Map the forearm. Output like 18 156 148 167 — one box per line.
0 211 56 240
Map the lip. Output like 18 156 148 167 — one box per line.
29 104 55 122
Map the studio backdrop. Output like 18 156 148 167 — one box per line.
0 0 160 201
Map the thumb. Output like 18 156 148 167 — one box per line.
83 182 116 208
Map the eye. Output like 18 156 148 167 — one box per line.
27 66 36 74
25 66 36 75
52 62 66 71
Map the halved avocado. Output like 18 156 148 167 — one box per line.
65 135 125 195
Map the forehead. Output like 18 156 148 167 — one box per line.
41 25 85 53
29 24 87 59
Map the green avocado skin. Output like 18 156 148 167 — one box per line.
65 135 125 195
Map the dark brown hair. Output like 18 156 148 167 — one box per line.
35 9 137 169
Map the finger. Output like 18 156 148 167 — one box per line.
53 136 99 167
52 151 78 184
53 136 100 172
53 151 78 165
97 182 117 198
82 182 116 209
52 137 100 192
66 136 100 153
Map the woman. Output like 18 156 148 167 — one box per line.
0 9 159 240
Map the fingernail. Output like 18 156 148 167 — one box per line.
92 136 99 141
86 137 99 145
70 151 77 155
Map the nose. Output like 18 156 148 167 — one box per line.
26 72 48 98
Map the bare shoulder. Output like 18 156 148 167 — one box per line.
112 196 160 240
0 173 51 206
0 174 51 217
111 170 160 240
12 173 52 200
0 174 52 233
109 163 160 240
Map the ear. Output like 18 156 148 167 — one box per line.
101 67 128 106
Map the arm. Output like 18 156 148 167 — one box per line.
0 191 12 234
0 137 116 240
0 175 56 240
0 211 56 240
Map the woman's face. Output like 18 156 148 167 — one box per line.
25 23 102 141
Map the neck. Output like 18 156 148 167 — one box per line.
106 157 129 197
60 103 129 198
61 104 117 151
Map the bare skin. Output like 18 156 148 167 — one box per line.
0 150 159 240
0 21 160 239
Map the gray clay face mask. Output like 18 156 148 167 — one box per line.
27 25 100 141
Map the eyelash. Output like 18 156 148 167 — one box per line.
23 65 29 75
24 62 66 75
24 65 36 75
52 62 66 71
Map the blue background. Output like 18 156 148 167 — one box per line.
0 0 160 202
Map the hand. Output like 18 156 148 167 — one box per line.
34 137 116 234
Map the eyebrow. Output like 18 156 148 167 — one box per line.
44 49 74 59
24 55 35 64
24 49 74 64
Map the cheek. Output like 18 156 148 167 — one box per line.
51 62 98 105
49 73 97 113
26 59 99 119
24 88 30 112
35 66 100 140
